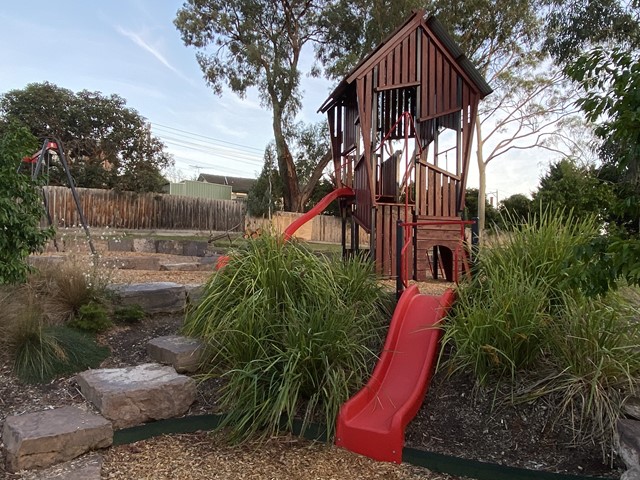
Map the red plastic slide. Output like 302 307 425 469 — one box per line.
335 285 456 463
216 187 354 270
283 186 354 241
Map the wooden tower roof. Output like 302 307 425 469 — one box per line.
319 11 492 114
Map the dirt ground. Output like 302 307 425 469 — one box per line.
0 250 626 479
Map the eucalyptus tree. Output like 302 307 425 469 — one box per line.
175 0 332 212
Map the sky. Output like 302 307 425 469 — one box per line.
0 1 563 203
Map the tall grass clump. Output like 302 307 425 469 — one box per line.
183 234 389 442
0 287 109 383
32 257 111 324
443 209 640 449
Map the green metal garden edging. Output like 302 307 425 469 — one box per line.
112 414 613 480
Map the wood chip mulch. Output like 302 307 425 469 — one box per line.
101 432 461 480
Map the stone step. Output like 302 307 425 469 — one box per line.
2 406 112 473
147 335 204 373
76 363 196 429
160 262 201 272
107 282 186 314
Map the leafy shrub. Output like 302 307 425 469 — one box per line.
68 301 112 333
184 234 388 442
443 209 640 447
113 304 145 324
0 123 55 285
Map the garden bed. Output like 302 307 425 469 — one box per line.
0 250 629 479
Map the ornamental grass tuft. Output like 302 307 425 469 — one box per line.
183 234 389 442
443 209 640 449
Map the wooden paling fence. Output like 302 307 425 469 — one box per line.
246 212 369 246
41 186 245 232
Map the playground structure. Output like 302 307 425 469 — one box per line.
314 11 491 463
319 10 491 285
217 11 492 463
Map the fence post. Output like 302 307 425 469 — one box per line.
396 219 404 300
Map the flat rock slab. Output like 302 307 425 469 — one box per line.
107 282 186 314
2 406 112 473
105 256 160 271
160 262 201 271
22 453 103 480
148 335 204 373
76 363 196 429
157 240 183 255
28 255 66 268
182 241 208 257
107 238 134 252
132 238 158 253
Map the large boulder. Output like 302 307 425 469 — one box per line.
76 363 196 429
107 282 186 314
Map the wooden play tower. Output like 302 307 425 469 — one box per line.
319 11 492 283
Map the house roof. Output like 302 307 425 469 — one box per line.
319 10 492 113
198 174 256 194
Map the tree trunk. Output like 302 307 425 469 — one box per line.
476 115 487 240
272 104 302 212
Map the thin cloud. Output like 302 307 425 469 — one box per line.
115 26 192 84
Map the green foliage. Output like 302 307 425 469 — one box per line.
566 46 640 285
68 301 112 333
184 234 388 442
568 235 640 296
544 0 640 66
463 188 499 226
532 158 614 222
113 304 145 324
498 194 532 227
443 210 640 446
318 0 542 79
0 123 55 284
0 82 172 192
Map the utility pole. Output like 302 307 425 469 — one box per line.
487 190 498 207
189 165 202 180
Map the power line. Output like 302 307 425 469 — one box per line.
151 122 265 154
157 134 264 165
172 155 259 177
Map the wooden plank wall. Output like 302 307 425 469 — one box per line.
353 159 372 231
375 204 413 278
41 186 245 232
414 214 463 281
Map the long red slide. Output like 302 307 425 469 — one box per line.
283 186 354 241
335 285 456 463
